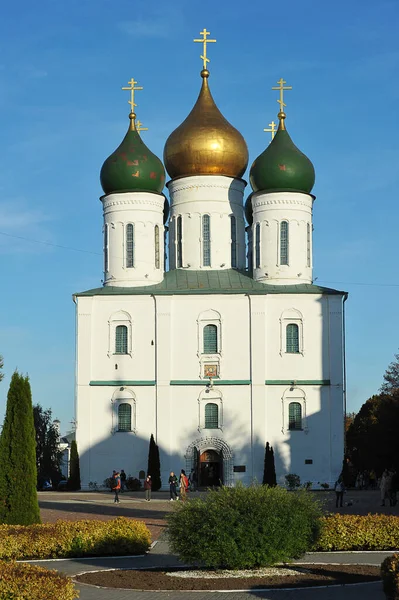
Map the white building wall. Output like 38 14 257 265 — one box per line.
168 175 246 271
75 291 345 489
251 191 314 284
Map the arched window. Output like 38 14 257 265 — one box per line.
280 221 289 265
205 403 219 429
104 224 109 273
154 225 160 269
288 402 302 430
203 215 211 266
255 223 260 268
286 323 299 353
118 403 132 431
126 224 134 268
115 325 128 354
177 216 182 268
307 223 311 267
203 324 218 354
230 215 237 268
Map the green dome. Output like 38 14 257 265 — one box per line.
245 194 253 226
250 118 315 194
100 117 165 195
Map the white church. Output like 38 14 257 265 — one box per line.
74 31 347 489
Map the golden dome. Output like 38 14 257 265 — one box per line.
164 70 248 180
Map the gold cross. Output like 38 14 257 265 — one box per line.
136 120 148 135
193 28 216 70
122 77 143 115
272 78 292 113
264 120 277 140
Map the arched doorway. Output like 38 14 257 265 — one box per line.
199 449 222 487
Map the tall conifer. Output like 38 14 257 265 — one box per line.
147 434 161 491
68 440 81 490
0 371 40 524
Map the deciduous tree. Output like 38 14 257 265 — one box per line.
380 350 399 394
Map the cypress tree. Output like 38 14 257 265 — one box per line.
269 445 277 486
0 371 41 524
262 442 277 486
68 440 81 490
147 434 161 491
262 442 270 485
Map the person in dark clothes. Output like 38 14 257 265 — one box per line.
169 471 178 501
144 475 152 501
112 471 121 503
120 469 127 492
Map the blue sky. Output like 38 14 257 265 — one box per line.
0 0 398 432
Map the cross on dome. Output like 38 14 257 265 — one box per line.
122 77 143 123
264 120 277 141
193 28 216 71
272 78 292 116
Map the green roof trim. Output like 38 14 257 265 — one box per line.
265 379 331 386
90 380 155 386
75 270 347 297
170 380 251 386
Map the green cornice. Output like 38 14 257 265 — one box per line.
170 380 251 386
89 380 155 386
265 380 330 386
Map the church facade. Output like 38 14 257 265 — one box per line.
74 35 347 490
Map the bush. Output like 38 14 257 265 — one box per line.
0 561 78 600
167 484 322 569
285 473 301 489
381 553 399 600
314 514 399 551
0 517 151 560
126 477 141 491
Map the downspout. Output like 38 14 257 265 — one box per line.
151 295 158 442
342 293 348 454
246 294 254 482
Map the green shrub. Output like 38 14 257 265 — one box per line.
381 553 399 600
285 473 301 489
0 517 151 560
314 514 399 551
126 477 142 491
0 561 78 600
167 484 322 569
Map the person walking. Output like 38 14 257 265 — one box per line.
381 469 390 507
112 471 121 503
334 477 345 508
144 475 152 501
179 469 189 502
120 469 127 492
189 468 197 491
169 471 178 501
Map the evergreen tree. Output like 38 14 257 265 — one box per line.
33 405 63 488
0 371 41 524
262 442 277 486
380 350 399 394
147 434 161 491
68 440 81 490
0 355 3 382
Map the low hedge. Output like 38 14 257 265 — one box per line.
0 517 151 560
314 514 399 551
167 484 322 569
0 561 78 600
381 553 399 600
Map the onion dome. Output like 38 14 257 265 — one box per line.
164 69 248 179
249 112 315 194
163 198 169 224
244 194 253 226
100 113 165 195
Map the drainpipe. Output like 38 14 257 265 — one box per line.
151 295 158 442
246 294 254 482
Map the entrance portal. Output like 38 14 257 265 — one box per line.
199 449 222 487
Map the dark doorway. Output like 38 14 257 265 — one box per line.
199 449 223 486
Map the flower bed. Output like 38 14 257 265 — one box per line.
315 514 399 551
0 517 151 560
0 561 78 600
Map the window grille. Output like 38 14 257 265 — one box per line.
118 403 131 431
203 215 211 266
286 323 299 353
154 225 160 269
203 324 218 354
177 216 182 268
115 325 128 354
104 224 108 273
288 402 302 430
126 224 134 268
280 221 289 265
205 403 219 429
307 223 311 267
230 216 237 268
255 223 260 268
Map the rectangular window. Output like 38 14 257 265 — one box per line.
154 225 160 269
203 215 211 266
231 215 237 268
205 403 218 429
177 216 182 268
255 223 260 269
280 221 289 265
126 224 134 268
115 325 128 354
307 223 311 267
104 224 108 273
289 402 302 430
203 324 218 354
118 403 132 431
286 323 299 353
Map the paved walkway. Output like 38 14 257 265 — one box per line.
27 538 392 599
